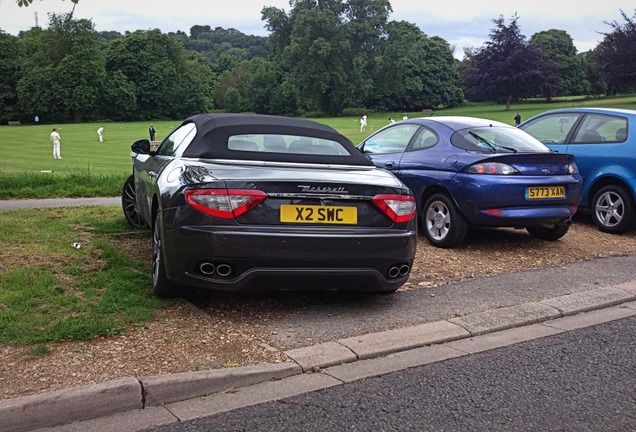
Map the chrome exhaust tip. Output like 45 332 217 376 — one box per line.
388 266 400 278
199 262 216 275
399 264 410 276
216 264 232 277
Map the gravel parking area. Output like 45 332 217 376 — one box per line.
2 213 635 400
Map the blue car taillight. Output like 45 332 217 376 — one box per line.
568 162 579 175
464 162 520 175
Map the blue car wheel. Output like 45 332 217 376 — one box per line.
591 185 636 234
423 193 468 248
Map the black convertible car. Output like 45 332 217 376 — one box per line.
122 114 417 297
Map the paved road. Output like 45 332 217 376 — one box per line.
147 315 636 432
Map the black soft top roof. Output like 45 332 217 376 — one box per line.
180 113 373 166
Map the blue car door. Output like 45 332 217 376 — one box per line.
519 112 583 155
359 123 420 173
564 113 630 183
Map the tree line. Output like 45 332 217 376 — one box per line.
1 1 635 124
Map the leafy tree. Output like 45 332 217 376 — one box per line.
264 0 351 115
214 62 246 110
596 9 636 93
182 26 269 64
462 14 559 108
247 58 298 115
98 70 137 121
530 29 591 96
0 31 22 123
105 29 211 119
342 0 392 107
224 87 247 113
369 21 463 111
183 51 217 112
190 25 212 39
17 14 106 122
583 49 608 96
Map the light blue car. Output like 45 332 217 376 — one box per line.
520 107 636 234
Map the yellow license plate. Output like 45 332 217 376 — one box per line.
526 186 566 199
280 205 357 224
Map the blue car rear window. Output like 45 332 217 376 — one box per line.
452 127 549 153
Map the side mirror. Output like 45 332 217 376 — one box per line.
131 139 151 154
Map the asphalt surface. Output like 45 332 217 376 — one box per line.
1 198 636 431
145 315 636 431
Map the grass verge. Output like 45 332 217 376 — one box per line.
0 205 164 345
0 169 126 199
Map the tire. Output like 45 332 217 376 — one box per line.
152 213 182 298
591 185 635 234
422 194 468 248
526 224 570 241
121 175 148 229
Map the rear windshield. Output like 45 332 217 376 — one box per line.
228 134 351 156
451 126 549 153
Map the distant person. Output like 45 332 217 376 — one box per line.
50 128 61 159
149 124 156 141
97 126 104 142
402 114 408 121
388 118 395 124
514 111 521 126
359 115 367 132
34 115 39 125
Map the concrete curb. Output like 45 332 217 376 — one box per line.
140 362 301 406
3 284 636 432
1 377 142 432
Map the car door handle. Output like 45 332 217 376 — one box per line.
385 161 396 168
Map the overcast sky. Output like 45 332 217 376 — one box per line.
1 0 634 59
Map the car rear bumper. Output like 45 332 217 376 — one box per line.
451 174 582 226
469 205 577 226
159 210 417 292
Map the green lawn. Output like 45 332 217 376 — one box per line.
2 95 636 199
0 205 164 345
0 120 180 174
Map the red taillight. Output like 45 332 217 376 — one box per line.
185 189 267 219
372 194 416 223
483 208 503 217
465 162 519 175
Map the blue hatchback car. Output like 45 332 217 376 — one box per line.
358 116 583 248
520 108 636 234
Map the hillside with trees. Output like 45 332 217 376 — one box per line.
1 1 635 124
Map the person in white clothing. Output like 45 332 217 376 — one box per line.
97 126 104 142
50 128 61 159
402 114 408 121
359 115 367 132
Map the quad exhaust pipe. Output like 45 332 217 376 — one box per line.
202 261 408 279
388 264 410 278
199 262 233 277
